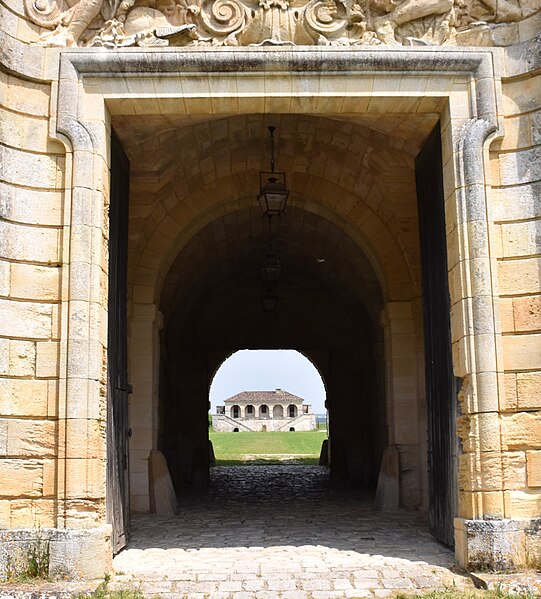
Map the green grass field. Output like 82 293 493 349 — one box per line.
209 430 327 465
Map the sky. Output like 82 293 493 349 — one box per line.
209 350 327 414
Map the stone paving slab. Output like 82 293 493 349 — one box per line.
111 465 475 598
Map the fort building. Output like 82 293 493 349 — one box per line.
213 389 317 432
1 0 541 580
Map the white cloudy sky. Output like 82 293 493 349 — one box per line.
209 350 327 413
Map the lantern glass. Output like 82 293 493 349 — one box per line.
261 255 282 282
258 172 289 217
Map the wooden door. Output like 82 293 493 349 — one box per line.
106 131 131 553
415 123 459 547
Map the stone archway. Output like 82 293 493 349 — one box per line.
117 111 431 514
50 47 506 571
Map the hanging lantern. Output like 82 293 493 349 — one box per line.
257 126 289 218
261 254 282 282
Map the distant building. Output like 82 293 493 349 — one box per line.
213 389 317 432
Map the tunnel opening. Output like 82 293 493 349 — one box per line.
157 203 386 492
208 349 327 464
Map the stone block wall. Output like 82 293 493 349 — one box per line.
495 55 541 539
453 40 541 570
0 71 62 531
0 63 110 578
498 53 540 515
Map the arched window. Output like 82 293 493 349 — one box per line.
231 405 240 418
259 404 269 419
273 404 284 419
288 404 297 418
245 404 255 419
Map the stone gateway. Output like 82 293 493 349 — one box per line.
0 0 540 580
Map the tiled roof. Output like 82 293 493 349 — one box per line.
224 390 305 404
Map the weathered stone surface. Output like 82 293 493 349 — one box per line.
0 420 7 456
492 182 541 221
0 299 52 339
0 339 36 377
0 459 44 497
10 264 60 301
500 220 541 259
526 452 541 487
8 498 57 528
1 29 541 583
36 341 60 378
499 146 541 187
517 372 541 409
504 490 541 519
0 260 9 297
532 109 541 146
6 420 56 458
0 146 61 190
457 413 502 453
0 379 48 416
455 518 525 571
374 445 400 512
0 108 51 153
2 75 50 117
502 74 541 115
512 296 541 332
0 526 112 580
498 258 541 296
64 498 107 527
502 334 541 371
148 449 178 516
64 458 107 500
459 451 526 492
0 183 63 226
503 412 541 449
58 418 106 460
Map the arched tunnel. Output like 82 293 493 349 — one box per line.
158 205 386 490
114 109 442 514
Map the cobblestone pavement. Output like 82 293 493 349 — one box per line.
112 465 474 598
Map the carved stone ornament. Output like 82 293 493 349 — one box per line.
25 0 527 48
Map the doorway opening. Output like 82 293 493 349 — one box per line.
111 111 456 550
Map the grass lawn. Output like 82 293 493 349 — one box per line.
209 429 327 465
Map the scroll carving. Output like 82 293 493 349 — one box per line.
24 0 63 27
200 0 247 40
303 0 349 43
27 0 529 48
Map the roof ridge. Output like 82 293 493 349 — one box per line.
222 389 307 403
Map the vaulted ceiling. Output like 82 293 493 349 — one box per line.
113 112 438 346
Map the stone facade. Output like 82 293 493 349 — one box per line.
213 389 317 432
0 0 540 580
